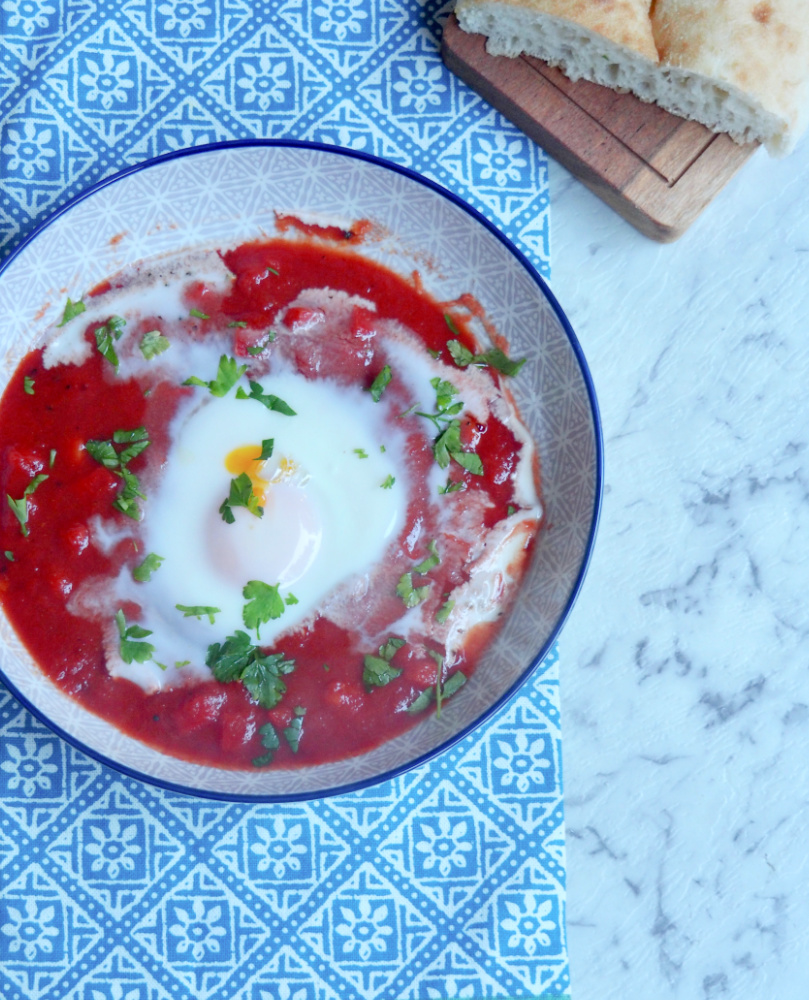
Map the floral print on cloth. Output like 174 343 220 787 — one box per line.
0 2 565 997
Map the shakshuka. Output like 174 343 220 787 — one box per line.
0 235 542 769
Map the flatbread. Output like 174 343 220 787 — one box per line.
455 0 809 153
651 0 809 152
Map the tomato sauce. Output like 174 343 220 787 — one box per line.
0 238 539 770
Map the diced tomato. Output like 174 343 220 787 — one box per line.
324 680 365 712
284 306 325 331
175 686 228 734
62 522 90 556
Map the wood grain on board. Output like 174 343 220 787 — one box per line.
441 14 757 241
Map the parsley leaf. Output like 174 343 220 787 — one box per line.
246 331 276 355
381 474 395 489
407 669 466 716
434 419 483 477
414 540 440 575
58 297 85 327
395 572 431 609
241 651 296 708
206 632 296 710
23 376 34 395
86 429 150 520
435 599 455 624
85 439 119 469
412 377 482 476
235 380 296 415
444 312 462 337
353 448 368 459
259 438 274 461
219 472 264 523
6 473 48 537
189 307 209 320
92 315 127 370
438 479 465 495
184 354 247 397
363 636 406 690
253 721 280 767
113 467 146 520
368 365 392 402
115 609 155 664
176 604 221 624
140 330 170 359
133 552 164 582
242 580 285 638
447 339 526 376
206 630 255 683
283 707 306 753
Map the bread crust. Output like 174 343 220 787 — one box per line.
651 0 809 143
454 0 809 152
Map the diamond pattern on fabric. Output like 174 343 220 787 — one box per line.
0 2 567 996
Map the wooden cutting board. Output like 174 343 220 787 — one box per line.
441 14 757 241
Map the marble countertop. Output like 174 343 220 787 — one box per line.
547 137 809 1000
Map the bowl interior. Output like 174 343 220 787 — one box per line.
0 142 600 799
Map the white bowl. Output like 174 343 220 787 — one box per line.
0 141 602 800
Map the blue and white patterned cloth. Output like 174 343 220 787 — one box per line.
0 2 567 998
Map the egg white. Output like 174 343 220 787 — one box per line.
111 368 408 690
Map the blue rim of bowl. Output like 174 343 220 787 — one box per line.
0 138 604 803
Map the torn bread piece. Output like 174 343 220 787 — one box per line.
454 0 809 154
650 0 809 155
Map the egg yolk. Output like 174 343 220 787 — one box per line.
225 444 269 505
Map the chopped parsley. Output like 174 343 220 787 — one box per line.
176 604 221 624
206 630 295 710
219 472 263 523
235 380 296 414
94 315 126 370
184 354 247 397
444 312 461 336
285 592 299 606
381 474 395 489
434 419 483 476
435 599 455 624
447 338 526 376
246 331 276 355
284 706 306 753
363 636 406 690
58 297 85 327
253 721 280 767
132 552 164 582
353 448 368 459
438 479 465 494
115 609 155 664
396 572 430 609
23 376 34 395
85 427 150 520
368 365 392 402
242 580 285 638
6 473 48 537
140 330 170 359
189 307 209 320
414 539 440 574
4 550 14 561
407 669 466 717
49 449 56 468
415 377 483 476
